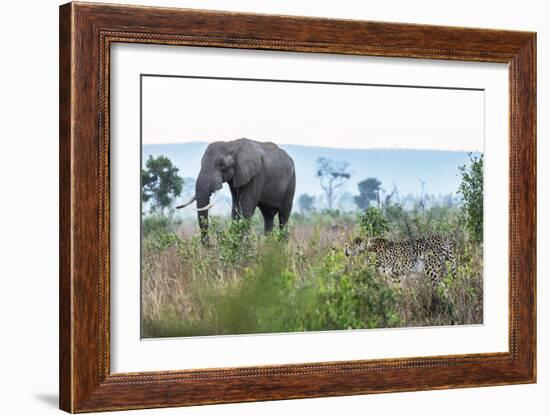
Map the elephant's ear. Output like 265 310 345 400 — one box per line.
233 141 262 188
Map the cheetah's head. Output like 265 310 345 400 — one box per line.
344 236 386 257
344 236 367 257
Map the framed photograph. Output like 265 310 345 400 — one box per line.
59 2 536 412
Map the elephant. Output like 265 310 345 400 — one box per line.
176 138 296 243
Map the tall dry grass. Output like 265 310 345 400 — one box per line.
141 211 483 338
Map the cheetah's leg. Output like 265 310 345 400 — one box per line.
425 254 442 287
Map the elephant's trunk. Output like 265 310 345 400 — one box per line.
196 196 210 246
195 171 219 245
197 208 209 245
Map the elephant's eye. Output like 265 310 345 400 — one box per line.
218 157 234 170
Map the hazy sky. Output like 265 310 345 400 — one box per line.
142 76 484 152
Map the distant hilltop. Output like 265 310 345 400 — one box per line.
144 141 480 197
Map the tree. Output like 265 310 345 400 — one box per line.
381 184 398 209
458 154 483 244
316 157 351 210
142 155 184 214
298 193 316 215
354 177 382 210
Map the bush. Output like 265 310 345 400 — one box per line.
438 244 483 324
143 240 315 336
212 217 255 264
458 154 483 244
144 231 182 253
142 236 403 337
313 251 400 329
202 241 309 334
358 207 388 237
142 214 172 236
379 202 461 243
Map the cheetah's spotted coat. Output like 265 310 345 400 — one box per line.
345 235 457 285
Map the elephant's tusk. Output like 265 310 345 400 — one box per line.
175 194 196 209
195 191 219 212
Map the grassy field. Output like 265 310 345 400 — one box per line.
141 205 483 338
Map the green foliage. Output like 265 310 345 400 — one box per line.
212 218 255 264
142 155 184 214
354 177 382 210
382 201 461 241
142 215 186 255
142 238 401 337
441 245 483 324
290 210 355 228
143 240 314 337
141 159 483 338
313 251 400 329
142 214 171 237
458 154 484 244
144 231 183 253
141 211 483 337
358 207 388 237
197 242 316 335
392 242 483 327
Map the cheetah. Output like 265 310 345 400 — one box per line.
344 234 457 286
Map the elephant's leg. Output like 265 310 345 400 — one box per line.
230 200 240 220
279 211 290 230
233 176 263 220
259 206 277 234
236 196 257 219
233 189 258 220
230 191 252 219
229 187 240 219
278 185 295 230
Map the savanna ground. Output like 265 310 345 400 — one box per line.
141 201 483 338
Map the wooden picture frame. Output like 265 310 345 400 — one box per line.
59 2 536 412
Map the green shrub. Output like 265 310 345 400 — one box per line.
143 239 402 337
438 244 483 324
314 251 400 329
142 214 171 236
143 231 182 253
379 202 461 243
143 240 308 336
201 241 308 334
458 154 483 244
358 207 388 237
212 217 255 264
